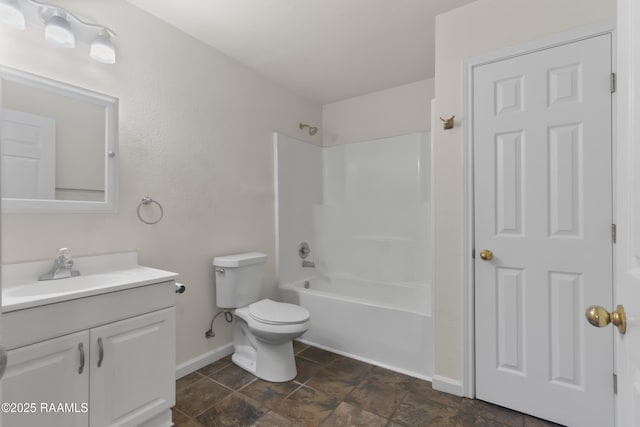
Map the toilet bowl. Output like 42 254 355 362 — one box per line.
231 299 310 382
213 252 311 382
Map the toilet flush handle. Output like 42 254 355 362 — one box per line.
215 267 225 274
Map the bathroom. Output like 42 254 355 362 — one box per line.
1 0 634 426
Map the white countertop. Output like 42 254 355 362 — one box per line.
2 252 178 313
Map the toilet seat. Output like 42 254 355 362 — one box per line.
248 299 310 325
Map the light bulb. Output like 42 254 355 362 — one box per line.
0 0 25 30
90 33 116 64
45 14 75 48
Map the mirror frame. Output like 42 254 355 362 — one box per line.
0 65 118 214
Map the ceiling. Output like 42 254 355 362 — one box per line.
126 0 476 105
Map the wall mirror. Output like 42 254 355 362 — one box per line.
0 66 118 213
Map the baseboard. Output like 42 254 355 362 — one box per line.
175 343 234 379
432 374 464 396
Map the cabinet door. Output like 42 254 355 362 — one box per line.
3 330 90 427
89 308 175 427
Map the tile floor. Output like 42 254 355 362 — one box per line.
173 342 563 427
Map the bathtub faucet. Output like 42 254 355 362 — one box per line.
302 260 315 268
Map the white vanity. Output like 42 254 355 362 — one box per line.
1 252 178 427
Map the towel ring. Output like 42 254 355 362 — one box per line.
137 196 164 225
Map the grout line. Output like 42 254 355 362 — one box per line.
283 382 306 400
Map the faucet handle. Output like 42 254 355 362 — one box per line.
57 248 70 258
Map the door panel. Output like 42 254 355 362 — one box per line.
474 34 613 426
1 109 55 199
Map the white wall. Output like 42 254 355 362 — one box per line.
0 0 321 368
319 133 431 284
274 134 322 286
433 0 616 388
322 78 433 146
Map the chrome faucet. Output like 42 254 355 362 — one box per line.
39 248 80 281
302 260 315 268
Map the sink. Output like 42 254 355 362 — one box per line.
4 273 129 300
2 252 179 312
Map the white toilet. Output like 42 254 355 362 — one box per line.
213 252 310 382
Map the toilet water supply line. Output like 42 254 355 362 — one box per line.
205 310 234 339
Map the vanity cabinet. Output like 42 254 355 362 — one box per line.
3 331 90 427
2 274 177 427
89 308 175 427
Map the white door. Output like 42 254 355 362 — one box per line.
615 1 640 425
1 108 55 200
473 34 613 426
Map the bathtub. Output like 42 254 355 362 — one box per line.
278 275 433 380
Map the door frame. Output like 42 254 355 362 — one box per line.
461 19 617 400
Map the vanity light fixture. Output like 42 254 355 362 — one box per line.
90 31 115 64
0 0 25 30
44 13 74 48
0 0 117 64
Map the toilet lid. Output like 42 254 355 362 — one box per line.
248 299 310 325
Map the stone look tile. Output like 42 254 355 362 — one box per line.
293 340 309 355
460 399 524 427
210 363 257 391
326 356 374 379
405 378 463 409
195 394 267 427
239 379 301 410
319 401 387 427
171 407 197 426
197 355 233 378
298 347 340 365
176 372 205 392
251 410 299 427
177 345 556 427
456 412 514 426
305 366 364 400
175 376 232 417
294 357 324 383
524 415 565 426
345 366 412 418
391 393 459 427
274 385 340 426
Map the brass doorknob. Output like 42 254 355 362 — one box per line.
585 305 626 334
479 249 493 261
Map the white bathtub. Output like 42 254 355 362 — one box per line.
278 275 433 380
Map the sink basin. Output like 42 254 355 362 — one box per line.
2 252 179 312
3 273 129 300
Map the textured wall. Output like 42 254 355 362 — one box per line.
322 79 433 146
0 0 321 368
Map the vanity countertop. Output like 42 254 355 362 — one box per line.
2 252 178 313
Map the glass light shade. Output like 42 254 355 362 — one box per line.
0 0 25 30
90 34 116 64
45 15 75 48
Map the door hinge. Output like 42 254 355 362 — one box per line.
613 373 618 394
612 224 617 243
611 72 616 93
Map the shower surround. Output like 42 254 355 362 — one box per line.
275 131 433 379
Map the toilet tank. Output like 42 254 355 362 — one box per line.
213 252 267 309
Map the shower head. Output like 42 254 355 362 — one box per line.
299 123 318 136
